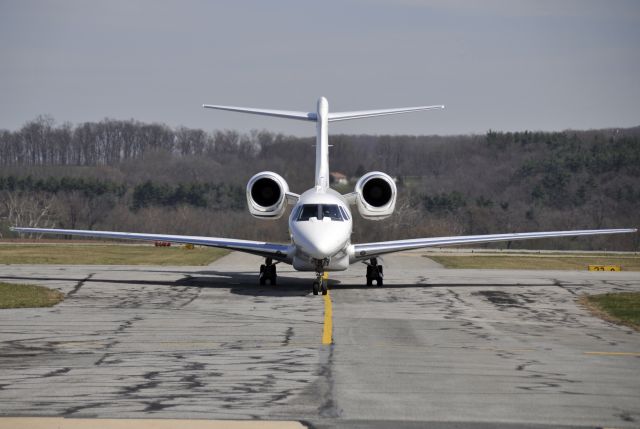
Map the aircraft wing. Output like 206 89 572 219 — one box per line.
351 228 637 261
10 227 292 262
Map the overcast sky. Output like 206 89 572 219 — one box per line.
1 0 639 136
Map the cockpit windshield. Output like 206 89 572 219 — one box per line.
296 204 344 221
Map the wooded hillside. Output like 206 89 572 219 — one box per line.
1 116 638 250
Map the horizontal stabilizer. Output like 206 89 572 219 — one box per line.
203 104 316 121
203 102 444 123
328 105 444 122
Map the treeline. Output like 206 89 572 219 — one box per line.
0 116 282 166
0 117 638 250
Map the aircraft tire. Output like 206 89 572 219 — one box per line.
269 265 277 285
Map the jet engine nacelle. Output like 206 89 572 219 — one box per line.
246 171 290 219
354 171 397 220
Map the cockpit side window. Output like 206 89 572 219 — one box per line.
339 206 350 220
294 205 303 220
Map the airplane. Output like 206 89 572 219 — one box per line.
12 97 637 296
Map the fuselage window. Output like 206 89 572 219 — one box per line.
296 204 343 221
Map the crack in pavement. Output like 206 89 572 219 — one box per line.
66 273 94 297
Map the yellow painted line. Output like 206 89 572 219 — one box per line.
0 417 306 429
584 351 640 357
322 273 333 345
322 292 332 345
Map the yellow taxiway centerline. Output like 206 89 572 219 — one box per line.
322 272 333 345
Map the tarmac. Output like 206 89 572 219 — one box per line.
0 251 639 428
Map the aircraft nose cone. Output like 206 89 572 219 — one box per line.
305 239 338 259
293 221 347 259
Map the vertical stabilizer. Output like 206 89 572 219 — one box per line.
315 97 330 190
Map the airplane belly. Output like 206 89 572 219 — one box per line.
292 252 349 271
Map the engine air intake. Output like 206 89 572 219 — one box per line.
246 171 290 219
251 178 282 207
362 177 393 208
353 171 397 220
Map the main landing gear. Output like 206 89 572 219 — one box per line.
259 258 277 285
365 257 383 286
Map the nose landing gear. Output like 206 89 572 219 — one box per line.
312 272 328 296
312 259 329 296
365 257 383 286
259 258 278 285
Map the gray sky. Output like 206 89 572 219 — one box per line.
1 0 639 136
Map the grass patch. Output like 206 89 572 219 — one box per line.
580 293 640 331
0 282 65 308
428 254 640 271
0 244 228 265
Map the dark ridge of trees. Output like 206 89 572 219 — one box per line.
0 175 126 197
0 174 245 212
131 181 244 210
1 117 639 250
423 192 467 213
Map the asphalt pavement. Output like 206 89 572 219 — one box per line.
0 251 639 428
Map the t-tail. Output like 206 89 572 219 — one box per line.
203 97 444 190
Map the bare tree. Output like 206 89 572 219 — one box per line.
1 191 56 238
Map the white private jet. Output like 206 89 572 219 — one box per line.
12 97 637 295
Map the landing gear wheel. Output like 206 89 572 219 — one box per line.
311 259 329 297
365 258 383 286
259 259 277 285
268 264 277 286
259 264 266 285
